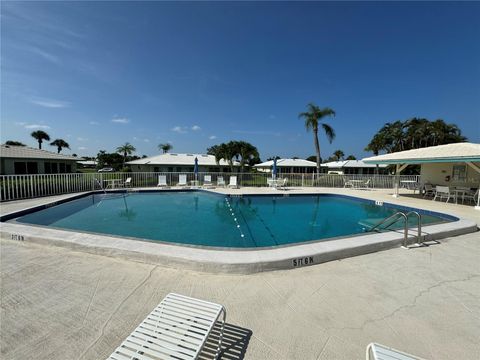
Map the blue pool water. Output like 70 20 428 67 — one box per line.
13 192 451 248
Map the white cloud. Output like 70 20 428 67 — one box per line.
24 124 50 129
172 126 187 134
14 122 26 126
89 121 100 125
111 117 130 124
30 98 70 108
78 146 87 150
209 135 217 140
77 137 88 141
191 125 201 131
143 139 150 143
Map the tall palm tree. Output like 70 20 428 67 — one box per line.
158 143 173 153
233 141 259 172
50 139 70 153
333 150 344 161
31 130 50 149
116 142 136 166
299 103 336 173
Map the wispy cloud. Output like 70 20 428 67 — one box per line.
30 98 70 108
24 124 50 129
172 126 187 134
191 125 201 131
209 135 217 140
14 121 26 126
143 139 150 143
77 137 88 142
111 117 130 124
89 121 100 125
78 146 87 150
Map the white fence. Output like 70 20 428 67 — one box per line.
0 172 421 202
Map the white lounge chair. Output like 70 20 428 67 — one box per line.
177 174 187 187
108 293 226 360
217 176 226 187
203 175 214 188
124 177 132 188
366 342 424 360
157 175 168 188
433 185 452 203
228 176 238 188
277 178 287 190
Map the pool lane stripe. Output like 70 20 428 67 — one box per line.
226 197 257 247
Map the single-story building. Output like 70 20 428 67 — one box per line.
77 160 97 169
126 153 240 172
320 160 388 175
363 142 480 208
254 158 317 173
0 144 80 175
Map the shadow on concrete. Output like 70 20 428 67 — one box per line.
199 322 253 360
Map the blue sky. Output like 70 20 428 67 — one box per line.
1 1 479 160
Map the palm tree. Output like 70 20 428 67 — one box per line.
158 143 173 153
116 142 136 166
31 130 50 149
233 141 259 172
50 139 70 153
5 140 26 146
345 155 356 160
333 150 344 161
299 103 336 173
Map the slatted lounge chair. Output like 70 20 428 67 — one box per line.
178 174 188 187
157 175 169 188
433 185 452 203
228 176 238 189
217 176 226 187
276 178 287 190
124 177 132 188
203 175 214 189
366 342 424 360
108 293 226 360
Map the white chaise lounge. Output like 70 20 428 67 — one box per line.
217 176 226 187
366 342 424 360
178 174 188 187
203 175 214 188
433 186 451 203
108 293 226 360
228 176 238 188
157 175 169 188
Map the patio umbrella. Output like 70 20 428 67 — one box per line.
272 158 278 180
194 157 199 181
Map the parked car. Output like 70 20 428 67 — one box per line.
97 167 114 172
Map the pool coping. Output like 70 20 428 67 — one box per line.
1 190 478 274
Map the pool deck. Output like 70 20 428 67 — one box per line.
1 188 479 359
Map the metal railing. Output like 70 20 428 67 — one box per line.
0 172 421 202
368 210 423 247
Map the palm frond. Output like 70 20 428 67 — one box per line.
322 123 336 143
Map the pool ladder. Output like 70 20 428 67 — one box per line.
369 211 422 248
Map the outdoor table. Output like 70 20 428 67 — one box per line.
453 189 467 204
103 179 122 189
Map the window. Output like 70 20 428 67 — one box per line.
154 167 160 172
45 162 51 173
51 163 58 173
66 164 72 173
27 162 38 174
452 165 467 182
14 162 27 174
59 163 66 173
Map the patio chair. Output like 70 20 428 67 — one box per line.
228 176 238 188
422 183 436 198
107 293 226 360
217 176 226 187
366 342 424 360
203 175 215 189
433 186 452 203
462 188 479 204
124 177 132 188
277 178 288 190
157 175 169 188
360 179 371 190
177 174 188 187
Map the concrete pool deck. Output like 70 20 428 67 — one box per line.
1 188 479 359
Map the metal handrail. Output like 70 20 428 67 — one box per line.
406 211 422 245
368 211 409 247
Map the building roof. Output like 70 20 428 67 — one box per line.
254 158 317 168
0 144 79 161
320 160 388 168
362 142 480 164
126 153 240 166
77 160 97 166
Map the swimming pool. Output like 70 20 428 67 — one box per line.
10 191 454 248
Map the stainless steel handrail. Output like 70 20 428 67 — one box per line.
406 211 422 246
368 211 409 246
